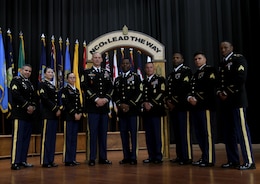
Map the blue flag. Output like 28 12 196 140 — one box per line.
64 38 71 87
57 37 64 89
0 30 8 113
6 29 14 116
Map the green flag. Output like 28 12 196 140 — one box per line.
18 32 25 76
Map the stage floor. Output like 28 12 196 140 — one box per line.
1 143 259 184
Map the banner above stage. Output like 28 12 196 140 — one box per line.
87 25 165 61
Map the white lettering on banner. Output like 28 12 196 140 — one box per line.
87 30 165 61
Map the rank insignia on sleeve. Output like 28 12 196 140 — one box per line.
238 65 244 71
183 76 189 82
11 84 17 90
210 73 215 79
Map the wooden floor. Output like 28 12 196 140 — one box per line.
1 143 259 184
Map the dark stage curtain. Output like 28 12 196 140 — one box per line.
0 0 260 143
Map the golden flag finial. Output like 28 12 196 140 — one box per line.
122 25 128 35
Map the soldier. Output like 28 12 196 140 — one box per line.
38 67 61 168
81 52 113 166
141 61 166 164
113 58 142 165
10 64 37 170
165 53 193 165
61 72 82 166
217 41 256 170
187 52 217 167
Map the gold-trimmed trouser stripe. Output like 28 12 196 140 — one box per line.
40 119 48 165
239 108 253 164
11 119 19 164
135 116 140 157
206 110 213 163
187 111 192 160
63 120 67 162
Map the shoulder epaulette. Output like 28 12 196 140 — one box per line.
13 76 20 79
233 54 243 57
183 65 191 69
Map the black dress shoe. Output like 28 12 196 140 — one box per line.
119 159 130 164
221 162 240 169
153 159 163 164
51 163 58 167
65 162 74 166
199 162 214 167
130 159 137 165
42 164 52 168
192 159 203 166
72 161 80 165
179 159 192 165
143 159 152 163
99 159 112 165
11 164 20 170
20 162 34 167
238 163 256 170
88 160 95 166
170 157 180 163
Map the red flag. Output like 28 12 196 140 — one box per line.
129 48 135 71
113 50 118 83
137 50 144 81
105 52 110 72
82 41 87 70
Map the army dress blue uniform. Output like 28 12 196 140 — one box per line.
113 71 142 164
81 67 113 163
61 84 83 165
38 80 61 167
188 64 217 166
217 53 255 168
10 75 37 168
165 64 193 164
140 74 166 163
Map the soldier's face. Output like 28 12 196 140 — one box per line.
121 59 131 72
92 53 103 67
44 68 54 80
21 66 32 79
145 63 155 76
220 42 233 57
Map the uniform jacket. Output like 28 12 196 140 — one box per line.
216 53 248 108
81 67 113 114
38 80 60 119
61 84 83 121
189 64 217 110
113 71 142 116
10 75 37 120
140 74 166 116
165 64 192 111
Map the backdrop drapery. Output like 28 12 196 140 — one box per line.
0 0 259 143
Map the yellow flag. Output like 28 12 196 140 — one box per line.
73 40 83 106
